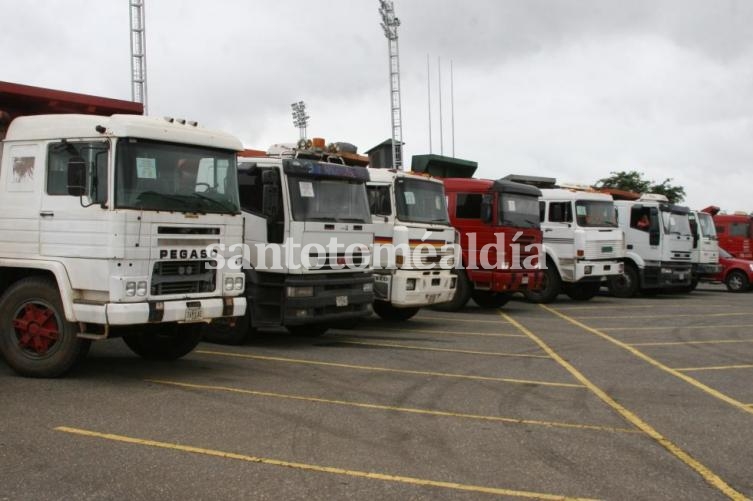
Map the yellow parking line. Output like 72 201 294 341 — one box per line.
541 305 753 419
598 324 753 332
629 339 753 347
575 312 753 320
500 311 747 501
555 303 734 311
375 327 526 338
55 427 599 500
336 340 550 359
416 316 512 324
147 379 636 434
675 364 753 372
194 350 582 388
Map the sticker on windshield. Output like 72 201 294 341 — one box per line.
435 197 442 210
507 200 516 211
299 181 315 198
576 205 587 216
404 191 416 205
136 158 157 179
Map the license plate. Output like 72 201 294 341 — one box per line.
185 306 203 322
522 276 529 285
336 296 348 307
678 273 685 281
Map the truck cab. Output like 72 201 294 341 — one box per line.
688 210 722 288
440 177 543 310
205 139 374 343
608 195 693 297
702 206 753 259
525 189 624 302
0 113 247 377
366 168 456 320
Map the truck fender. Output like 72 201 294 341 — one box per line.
540 244 562 278
623 251 645 270
0 259 77 321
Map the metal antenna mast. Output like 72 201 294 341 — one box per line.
129 0 148 113
378 0 403 170
291 101 310 140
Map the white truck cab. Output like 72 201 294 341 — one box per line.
366 168 456 320
0 114 247 376
525 188 624 302
688 210 722 288
607 194 693 297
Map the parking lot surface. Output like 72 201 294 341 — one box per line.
1 285 752 500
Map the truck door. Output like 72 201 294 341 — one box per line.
2 143 43 257
38 140 113 259
544 201 573 260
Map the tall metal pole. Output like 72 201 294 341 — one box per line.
129 0 148 113
450 59 455 157
438 57 443 156
378 0 403 170
426 54 432 154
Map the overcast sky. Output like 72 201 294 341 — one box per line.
3 0 752 211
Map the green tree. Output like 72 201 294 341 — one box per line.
595 170 686 203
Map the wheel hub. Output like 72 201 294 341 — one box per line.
14 303 60 355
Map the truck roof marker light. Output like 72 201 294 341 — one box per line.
164 117 175 123
311 137 326 150
95 125 106 134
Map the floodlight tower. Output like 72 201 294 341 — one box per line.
291 101 309 140
129 0 148 113
378 0 403 170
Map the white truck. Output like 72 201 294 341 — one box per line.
524 188 625 302
205 140 374 344
607 194 693 297
366 168 456 320
688 210 722 289
0 113 247 377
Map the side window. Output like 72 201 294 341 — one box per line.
47 141 108 203
238 167 264 214
367 185 391 216
549 202 572 223
539 201 546 222
630 207 651 231
455 193 482 219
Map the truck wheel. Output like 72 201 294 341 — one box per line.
432 269 472 312
607 264 639 298
0 277 91 378
564 282 601 301
288 324 329 337
203 314 255 345
471 291 511 308
123 323 203 360
725 270 749 293
523 263 560 303
373 301 420 321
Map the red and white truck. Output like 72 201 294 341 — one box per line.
0 81 246 377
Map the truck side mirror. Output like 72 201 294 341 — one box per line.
67 156 87 197
261 170 280 218
481 195 493 224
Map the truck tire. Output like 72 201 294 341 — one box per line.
123 323 203 360
288 324 329 337
432 269 472 312
607 264 639 298
523 263 560 303
725 270 749 293
373 301 420 321
471 291 511 308
0 277 91 378
203 314 255 345
564 282 601 301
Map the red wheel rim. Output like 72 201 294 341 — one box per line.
13 302 60 355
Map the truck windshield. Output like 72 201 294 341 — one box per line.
661 211 692 236
575 201 618 228
696 212 717 238
499 193 540 229
115 139 240 214
395 178 449 224
288 176 370 223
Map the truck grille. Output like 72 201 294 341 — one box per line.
585 240 621 260
151 260 217 295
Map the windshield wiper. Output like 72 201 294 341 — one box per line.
137 191 196 211
191 192 237 213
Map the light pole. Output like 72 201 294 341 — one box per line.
291 101 309 141
378 0 403 170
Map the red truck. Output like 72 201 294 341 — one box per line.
411 155 543 310
702 206 753 259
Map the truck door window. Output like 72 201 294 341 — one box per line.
367 185 391 216
631 207 651 231
47 141 108 203
548 202 572 223
539 201 546 222
237 166 264 214
455 193 482 219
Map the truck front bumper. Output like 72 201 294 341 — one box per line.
573 260 623 282
467 268 544 293
694 263 723 280
375 270 456 308
282 273 374 326
72 296 247 325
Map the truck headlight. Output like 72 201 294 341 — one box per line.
406 278 416 291
584 266 593 275
661 268 672 274
137 281 148 296
234 277 244 291
749 264 753 272
363 282 374 292
125 281 137 297
287 286 314 298
225 277 235 291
